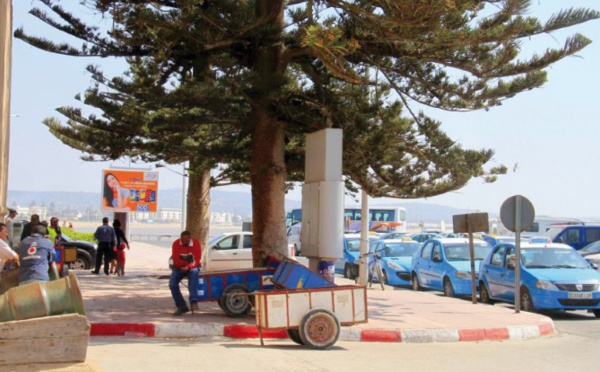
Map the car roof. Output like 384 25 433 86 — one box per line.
432 238 488 244
497 242 573 249
379 239 420 244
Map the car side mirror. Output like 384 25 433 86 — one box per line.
591 262 598 270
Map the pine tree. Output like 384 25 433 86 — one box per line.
16 0 599 263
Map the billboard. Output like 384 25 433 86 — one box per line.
101 169 159 212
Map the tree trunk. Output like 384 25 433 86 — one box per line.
250 0 288 266
186 165 211 252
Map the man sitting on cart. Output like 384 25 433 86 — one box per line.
170 231 201 316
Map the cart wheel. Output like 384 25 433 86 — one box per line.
220 284 252 318
298 308 341 350
287 329 305 345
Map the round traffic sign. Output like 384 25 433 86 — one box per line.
500 195 535 233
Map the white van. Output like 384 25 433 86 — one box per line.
287 223 302 256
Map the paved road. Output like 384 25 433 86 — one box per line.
83 332 599 372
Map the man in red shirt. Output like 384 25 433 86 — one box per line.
169 231 202 316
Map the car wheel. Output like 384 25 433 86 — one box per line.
411 273 422 291
344 264 355 280
520 288 535 313
443 278 455 298
479 282 495 305
593 309 600 318
70 253 91 270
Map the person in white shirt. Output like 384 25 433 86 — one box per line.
4 208 17 247
0 222 18 274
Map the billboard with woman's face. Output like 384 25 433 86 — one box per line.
101 170 159 212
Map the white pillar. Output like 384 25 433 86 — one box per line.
0 0 12 217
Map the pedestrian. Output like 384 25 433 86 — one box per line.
49 217 63 246
20 214 48 241
92 217 117 275
169 231 201 316
113 219 130 276
17 225 56 285
0 223 19 274
4 208 17 248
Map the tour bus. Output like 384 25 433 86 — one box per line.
287 206 407 233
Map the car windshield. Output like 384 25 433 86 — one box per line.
581 241 600 254
383 243 420 257
346 237 378 252
522 248 590 269
444 243 491 261
208 235 224 245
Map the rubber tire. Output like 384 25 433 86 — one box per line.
287 329 305 345
220 284 252 318
479 282 495 305
593 310 600 318
298 308 341 350
344 264 356 280
443 278 455 298
411 273 422 291
71 252 91 270
520 288 535 313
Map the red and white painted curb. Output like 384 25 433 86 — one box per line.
90 321 556 342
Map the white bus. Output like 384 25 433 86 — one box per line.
287 206 407 233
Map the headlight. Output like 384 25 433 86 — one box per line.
456 271 470 279
388 262 404 271
536 280 558 290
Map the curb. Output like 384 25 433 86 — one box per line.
89 321 556 343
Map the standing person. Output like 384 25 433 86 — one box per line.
4 208 17 247
17 225 55 285
92 217 117 275
49 217 63 246
113 219 130 276
0 223 19 274
20 214 48 241
169 231 201 316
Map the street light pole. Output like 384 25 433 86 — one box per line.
0 0 13 218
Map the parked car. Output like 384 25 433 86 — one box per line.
551 225 600 250
409 232 442 243
58 232 97 270
379 232 408 240
203 232 295 272
478 242 600 316
334 234 380 279
579 241 600 270
287 223 302 256
410 238 492 297
368 239 421 286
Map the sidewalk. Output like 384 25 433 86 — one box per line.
78 241 556 343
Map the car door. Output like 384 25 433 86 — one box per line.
414 241 434 287
238 233 254 269
497 246 516 301
209 234 241 271
428 243 444 290
482 245 507 298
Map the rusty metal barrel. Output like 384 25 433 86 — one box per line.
0 273 85 322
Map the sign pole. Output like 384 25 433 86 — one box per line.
514 196 522 313
467 215 477 304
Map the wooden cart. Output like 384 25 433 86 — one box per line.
254 285 368 349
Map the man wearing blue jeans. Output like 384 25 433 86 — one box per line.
169 231 202 316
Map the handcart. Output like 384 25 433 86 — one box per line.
254 257 368 349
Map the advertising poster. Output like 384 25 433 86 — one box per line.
101 169 159 212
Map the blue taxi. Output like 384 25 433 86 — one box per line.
410 238 492 297
334 234 379 279
368 239 421 286
479 242 600 316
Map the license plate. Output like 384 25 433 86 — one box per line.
567 292 593 299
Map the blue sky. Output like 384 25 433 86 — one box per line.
6 1 600 218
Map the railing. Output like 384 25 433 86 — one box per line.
130 234 178 241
